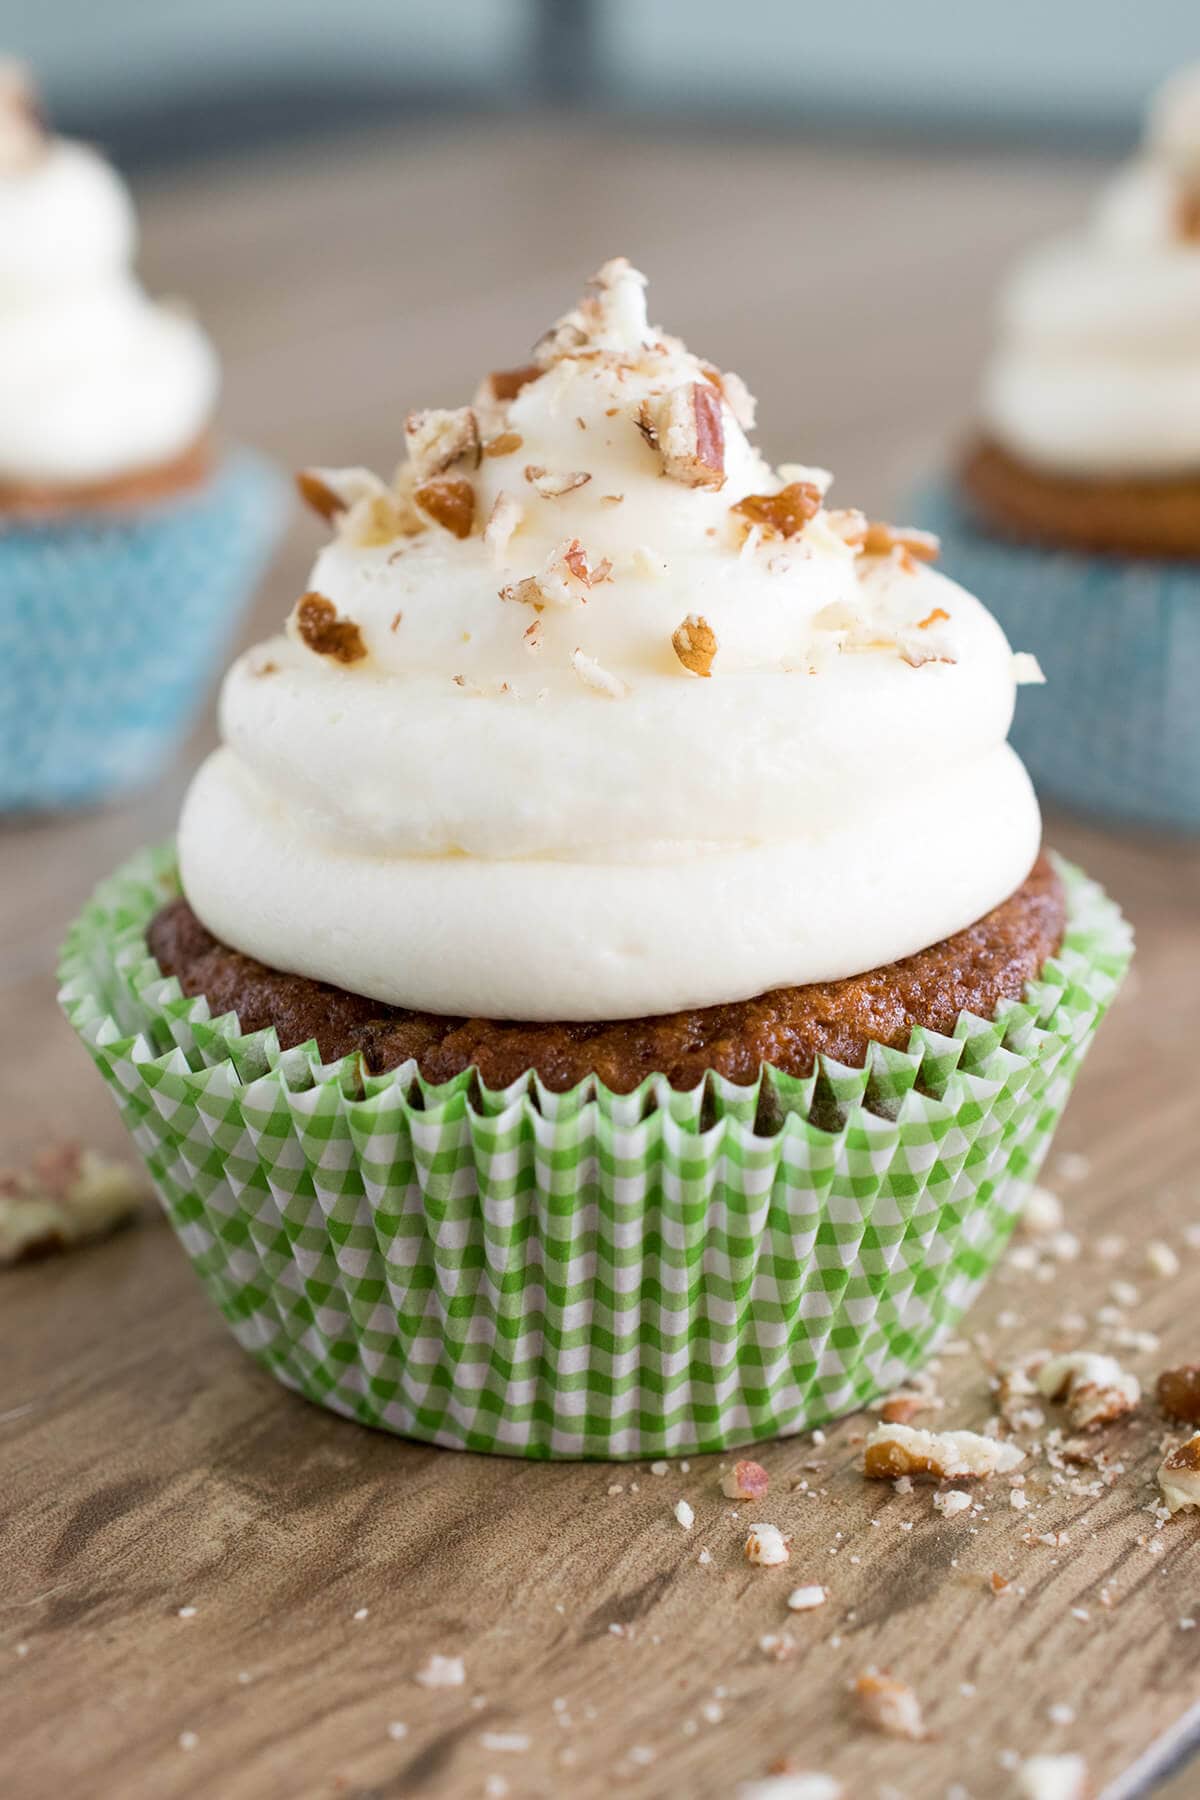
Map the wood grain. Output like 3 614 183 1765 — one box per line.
2 121 1199 1800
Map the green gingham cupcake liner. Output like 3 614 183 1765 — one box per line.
59 847 1131 1460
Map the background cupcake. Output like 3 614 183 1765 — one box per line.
0 61 285 813
61 260 1130 1459
915 63 1200 833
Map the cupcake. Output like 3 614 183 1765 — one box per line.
917 64 1200 831
61 259 1130 1458
0 62 285 812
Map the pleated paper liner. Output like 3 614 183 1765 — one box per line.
59 846 1131 1459
0 451 286 813
913 475 1200 834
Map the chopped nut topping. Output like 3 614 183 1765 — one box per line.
570 648 628 699
483 431 524 459
483 491 523 558
293 592 368 664
561 539 612 587
295 465 390 523
863 1423 1024 1481
642 382 726 489
701 362 757 431
533 314 591 369
744 1523 790 1567
861 521 940 563
405 407 481 480
721 1460 769 1501
1159 1433 1200 1512
932 1490 972 1518
1158 1365 1200 1423
0 61 46 172
1036 1352 1140 1430
415 476 476 539
732 482 823 539
414 1653 465 1689
1177 188 1200 243
672 614 718 679
853 1669 926 1741
524 465 592 499
480 364 541 404
880 1392 929 1426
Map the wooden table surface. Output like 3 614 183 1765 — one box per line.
3 121 1199 1800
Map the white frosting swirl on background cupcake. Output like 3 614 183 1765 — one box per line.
982 64 1200 477
181 260 1041 1021
0 65 218 485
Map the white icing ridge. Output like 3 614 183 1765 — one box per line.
0 129 218 483
982 63 1200 476
179 259 1041 1020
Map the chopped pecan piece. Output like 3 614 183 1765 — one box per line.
672 614 718 678
483 491 522 558
861 521 940 563
701 361 757 430
294 465 387 522
1159 1433 1200 1512
863 1424 1024 1481
570 648 628 699
744 1523 790 1567
732 482 823 538
720 1460 769 1501
293 592 367 664
480 364 541 404
415 476 476 539
405 407 481 479
854 1669 926 1741
1158 1365 1200 1424
483 431 524 459
645 382 726 489
524 465 592 498
1036 1352 1140 1430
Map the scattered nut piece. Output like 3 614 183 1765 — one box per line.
570 648 628 699
524 465 592 499
880 1392 930 1426
1016 1752 1088 1800
1158 1365 1200 1424
414 1653 465 1689
1036 1352 1140 1430
404 407 480 479
0 1146 144 1264
732 482 823 539
702 362 757 430
674 1500 694 1530
853 1669 926 1741
292 592 367 665
1159 1433 1200 1512
672 614 718 678
1021 1186 1065 1236
643 382 726 489
744 1523 790 1567
863 1424 1024 1481
478 365 541 405
786 1585 828 1613
294 465 391 523
932 1490 972 1518
415 476 475 539
721 1460 769 1501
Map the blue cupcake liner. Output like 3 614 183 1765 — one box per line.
0 450 288 814
912 475 1200 834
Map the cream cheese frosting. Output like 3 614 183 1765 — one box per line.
179 259 1042 1021
982 64 1200 477
0 64 218 485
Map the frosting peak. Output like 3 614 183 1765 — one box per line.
0 70 218 485
180 261 1040 1021
982 64 1200 477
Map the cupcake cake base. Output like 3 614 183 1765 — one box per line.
146 856 1066 1093
59 847 1130 1460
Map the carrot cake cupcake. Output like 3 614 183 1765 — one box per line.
61 259 1131 1457
0 61 284 811
918 63 1200 831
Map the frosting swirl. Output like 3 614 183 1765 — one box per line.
180 260 1040 1021
982 64 1200 477
0 66 218 485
